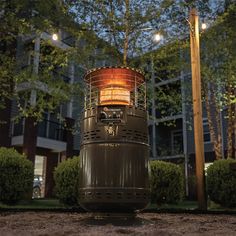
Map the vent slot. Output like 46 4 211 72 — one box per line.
82 130 101 141
121 129 148 143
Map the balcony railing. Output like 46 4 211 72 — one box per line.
12 119 66 142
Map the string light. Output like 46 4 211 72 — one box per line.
52 33 58 41
153 33 162 42
201 23 207 30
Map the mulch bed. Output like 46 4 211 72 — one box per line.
0 212 236 235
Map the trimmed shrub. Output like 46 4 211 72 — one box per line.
150 160 184 204
54 156 80 206
206 159 236 207
0 147 34 204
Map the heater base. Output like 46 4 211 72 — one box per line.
79 188 149 213
91 212 136 219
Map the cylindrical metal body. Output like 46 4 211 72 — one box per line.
79 67 149 212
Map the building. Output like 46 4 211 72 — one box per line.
0 29 117 198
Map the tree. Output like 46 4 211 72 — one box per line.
72 0 210 66
0 0 83 121
0 0 215 118
201 3 236 159
0 0 89 165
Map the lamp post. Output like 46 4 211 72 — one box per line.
189 8 207 210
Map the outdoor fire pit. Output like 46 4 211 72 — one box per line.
79 67 149 213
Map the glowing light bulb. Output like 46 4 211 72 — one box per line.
201 23 207 30
153 33 162 42
52 33 58 41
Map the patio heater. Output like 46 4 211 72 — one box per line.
79 67 149 213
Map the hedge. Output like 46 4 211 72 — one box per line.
0 147 34 204
54 156 80 206
206 159 236 207
150 160 184 204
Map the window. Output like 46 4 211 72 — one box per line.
171 130 183 155
203 118 211 143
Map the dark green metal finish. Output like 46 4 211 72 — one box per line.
79 105 149 212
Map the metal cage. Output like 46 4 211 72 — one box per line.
83 67 146 110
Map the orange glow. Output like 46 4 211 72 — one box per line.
84 68 145 106
100 87 130 105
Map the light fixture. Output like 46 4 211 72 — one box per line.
153 32 162 42
52 33 58 41
201 23 207 30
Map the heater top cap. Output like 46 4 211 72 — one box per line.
83 66 145 89
84 66 144 78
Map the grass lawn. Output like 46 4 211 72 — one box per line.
147 201 198 210
208 201 236 211
1 199 198 210
0 199 65 209
1 199 236 212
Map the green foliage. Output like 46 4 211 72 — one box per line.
150 160 184 204
54 156 80 206
13 38 85 122
0 43 16 110
0 1 83 122
201 5 236 159
201 4 236 106
206 159 236 207
0 147 34 204
155 83 182 119
73 1 212 65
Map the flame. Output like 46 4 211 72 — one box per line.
100 87 130 105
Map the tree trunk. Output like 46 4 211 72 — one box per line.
212 88 223 159
203 82 222 160
227 86 234 159
123 0 130 66
227 104 233 159
234 103 236 159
